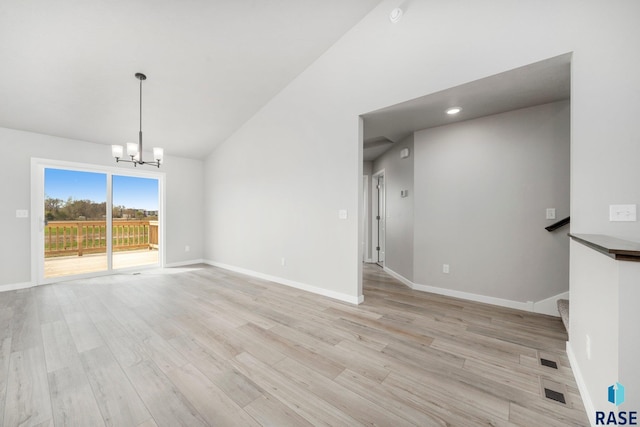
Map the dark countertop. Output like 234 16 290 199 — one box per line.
569 233 640 262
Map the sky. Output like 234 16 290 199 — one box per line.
45 168 159 211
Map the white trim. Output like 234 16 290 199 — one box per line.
165 259 206 268
385 266 533 311
412 283 534 312
383 266 414 288
567 341 596 427
0 282 35 293
205 260 362 305
532 291 569 317
383 266 572 315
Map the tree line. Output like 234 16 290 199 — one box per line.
45 196 156 221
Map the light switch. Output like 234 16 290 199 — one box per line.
546 208 556 220
610 204 637 222
16 209 29 218
338 209 348 220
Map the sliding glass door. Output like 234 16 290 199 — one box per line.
34 160 163 283
112 175 159 270
44 169 108 278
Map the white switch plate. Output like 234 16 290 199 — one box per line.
609 204 637 222
16 209 29 218
546 208 556 220
442 264 450 274
338 209 348 220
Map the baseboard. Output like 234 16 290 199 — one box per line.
567 341 596 426
165 258 206 268
384 266 533 311
383 266 570 315
383 266 414 288
532 291 569 317
0 281 35 293
205 260 361 305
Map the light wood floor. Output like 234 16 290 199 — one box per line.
0 263 589 426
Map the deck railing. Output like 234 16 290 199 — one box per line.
45 220 158 258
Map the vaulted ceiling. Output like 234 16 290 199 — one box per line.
0 0 382 159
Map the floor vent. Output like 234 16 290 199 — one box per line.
541 378 567 406
544 388 566 404
540 358 558 369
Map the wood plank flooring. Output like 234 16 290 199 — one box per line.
0 263 589 426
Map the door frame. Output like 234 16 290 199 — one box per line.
362 175 369 262
30 158 166 285
371 169 385 267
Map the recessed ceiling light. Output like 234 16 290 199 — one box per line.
446 107 462 115
389 8 403 23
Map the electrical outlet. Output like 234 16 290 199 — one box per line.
609 204 637 221
185 245 190 252
546 208 556 220
443 264 450 274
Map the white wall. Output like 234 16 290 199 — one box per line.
414 102 570 303
569 240 640 422
569 241 619 421
204 0 640 296
372 135 414 281
0 127 204 287
618 261 640 413
203 0 640 413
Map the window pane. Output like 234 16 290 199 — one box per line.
44 168 107 278
112 175 159 270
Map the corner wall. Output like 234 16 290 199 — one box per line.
413 102 570 303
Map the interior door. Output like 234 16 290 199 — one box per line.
362 175 368 262
376 174 385 266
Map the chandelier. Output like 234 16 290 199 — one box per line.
111 73 164 167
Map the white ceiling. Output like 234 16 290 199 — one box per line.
362 53 571 161
0 0 382 159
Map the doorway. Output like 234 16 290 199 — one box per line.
32 159 164 284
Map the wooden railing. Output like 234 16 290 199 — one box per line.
45 220 158 258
